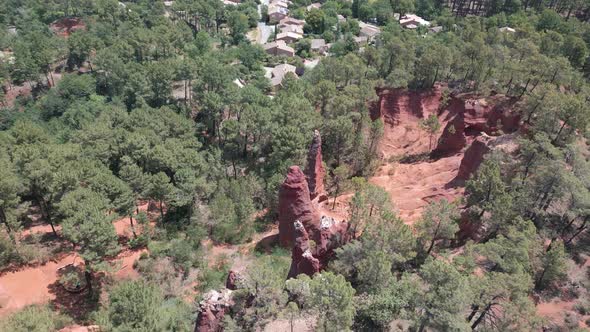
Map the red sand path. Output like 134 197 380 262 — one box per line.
0 211 149 318
0 253 78 317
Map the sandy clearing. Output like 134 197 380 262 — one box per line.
370 155 464 224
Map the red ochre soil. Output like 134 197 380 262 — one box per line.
367 87 587 329
369 87 464 224
0 202 151 318
371 156 464 224
535 256 590 329
0 85 580 329
49 18 86 38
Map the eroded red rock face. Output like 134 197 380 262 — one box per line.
433 96 519 156
225 270 240 290
287 216 350 278
457 133 520 181
278 166 321 247
279 163 351 277
372 87 519 158
371 87 442 123
305 130 326 200
194 289 233 332
456 135 493 181
370 87 520 223
288 221 321 278
315 216 350 260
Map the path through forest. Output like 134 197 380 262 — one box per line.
0 205 149 318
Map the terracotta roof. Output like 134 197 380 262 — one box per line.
276 32 303 42
310 39 326 49
399 14 431 28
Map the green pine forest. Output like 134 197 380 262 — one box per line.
1 0 590 331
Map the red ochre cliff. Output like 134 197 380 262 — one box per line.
369 86 519 223
195 87 523 332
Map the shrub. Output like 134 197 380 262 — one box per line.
58 268 86 292
128 233 149 249
17 242 51 265
136 256 198 298
198 259 230 292
106 280 164 331
0 305 72 332
168 238 196 270
0 234 19 268
574 300 590 315
564 312 580 329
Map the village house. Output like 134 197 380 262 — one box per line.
278 17 305 28
358 22 381 41
263 40 295 57
270 63 297 87
280 24 304 35
276 31 303 43
428 26 443 33
310 39 328 54
268 6 289 23
271 0 289 9
399 14 430 29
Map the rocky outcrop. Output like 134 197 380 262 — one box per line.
305 130 326 200
457 133 519 181
279 164 351 277
435 111 468 155
225 270 241 290
371 87 519 158
315 216 350 259
287 216 351 278
278 166 321 247
371 87 442 123
194 289 234 332
433 96 520 156
288 221 321 279
456 135 493 181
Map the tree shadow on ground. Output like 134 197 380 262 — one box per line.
398 152 432 164
47 278 100 322
254 233 279 254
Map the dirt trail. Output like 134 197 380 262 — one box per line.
0 253 78 317
204 225 280 273
0 206 150 318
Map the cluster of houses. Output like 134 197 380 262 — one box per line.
163 0 442 90
261 12 441 88
268 0 291 23
262 17 305 58
164 0 435 89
